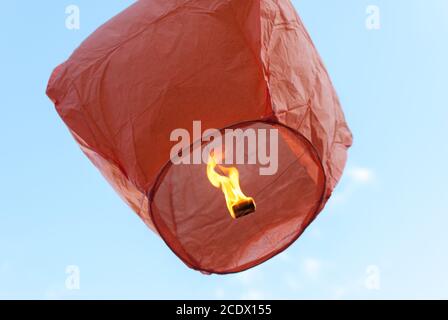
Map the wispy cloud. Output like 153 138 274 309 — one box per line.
43 285 76 300
302 257 321 277
347 167 375 184
234 268 269 300
330 166 376 205
235 268 263 286
283 272 302 291
240 289 267 300
214 288 225 299
331 275 372 300
277 251 293 262
332 286 350 299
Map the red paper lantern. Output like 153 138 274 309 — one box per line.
47 0 352 274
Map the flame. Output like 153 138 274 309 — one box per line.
207 152 255 219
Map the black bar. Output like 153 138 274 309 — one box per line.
0 300 446 318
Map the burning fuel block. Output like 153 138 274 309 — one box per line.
232 198 256 219
207 153 257 220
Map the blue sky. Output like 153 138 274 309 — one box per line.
1 0 448 299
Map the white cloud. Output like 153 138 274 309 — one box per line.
240 289 266 300
331 276 370 300
303 258 321 277
332 286 349 299
235 268 262 286
43 285 75 300
214 288 225 299
347 167 375 184
329 166 376 206
307 226 322 239
277 251 292 262
283 273 302 291
235 268 267 300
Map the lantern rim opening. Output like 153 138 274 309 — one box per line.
148 119 327 275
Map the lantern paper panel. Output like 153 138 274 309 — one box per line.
47 0 352 274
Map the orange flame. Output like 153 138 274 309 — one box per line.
207 153 256 219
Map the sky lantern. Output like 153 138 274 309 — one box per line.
47 0 352 274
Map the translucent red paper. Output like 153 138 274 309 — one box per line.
47 0 352 274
